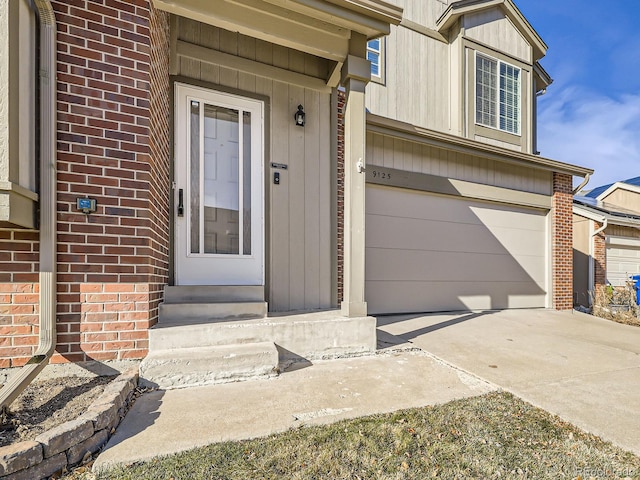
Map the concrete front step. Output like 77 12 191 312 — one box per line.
148 310 377 361
158 301 267 323
163 285 264 304
139 342 278 389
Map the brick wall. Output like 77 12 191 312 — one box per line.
0 0 170 368
0 284 40 368
336 90 345 304
552 172 573 310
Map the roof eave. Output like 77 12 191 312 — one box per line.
323 0 403 28
534 61 553 90
367 113 593 178
596 182 640 201
573 202 640 226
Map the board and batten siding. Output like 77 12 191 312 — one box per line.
366 131 552 195
176 18 332 312
366 23 450 133
608 225 640 239
389 0 449 28
366 1 536 154
463 8 532 63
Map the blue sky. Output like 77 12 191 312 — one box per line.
514 0 640 190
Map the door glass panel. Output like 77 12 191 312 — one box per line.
189 100 200 254
203 104 240 255
243 111 251 255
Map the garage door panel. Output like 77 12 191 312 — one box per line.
468 205 545 231
367 186 483 224
367 247 546 284
606 244 640 286
366 280 547 314
367 186 544 230
366 214 545 256
366 184 548 314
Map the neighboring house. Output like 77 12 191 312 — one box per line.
573 178 640 307
0 0 591 389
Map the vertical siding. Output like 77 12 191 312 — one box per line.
463 8 532 63
366 24 450 132
608 225 640 239
366 1 536 149
366 132 552 195
176 20 332 311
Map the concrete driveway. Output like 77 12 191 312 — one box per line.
377 309 640 456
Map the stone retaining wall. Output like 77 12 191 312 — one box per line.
0 368 138 479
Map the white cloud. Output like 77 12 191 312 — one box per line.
537 87 640 188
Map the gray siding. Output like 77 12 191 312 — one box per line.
176 18 333 312
463 7 532 63
366 131 552 195
366 0 536 154
366 24 451 133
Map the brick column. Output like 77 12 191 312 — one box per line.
0 0 171 368
552 173 573 310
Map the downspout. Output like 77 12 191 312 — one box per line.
573 173 591 195
593 218 607 237
0 0 56 411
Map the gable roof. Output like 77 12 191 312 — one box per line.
585 176 640 200
574 195 640 227
436 0 548 60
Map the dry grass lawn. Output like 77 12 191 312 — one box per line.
65 392 640 480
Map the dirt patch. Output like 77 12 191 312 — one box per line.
0 375 117 447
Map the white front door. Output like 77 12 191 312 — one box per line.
174 83 264 285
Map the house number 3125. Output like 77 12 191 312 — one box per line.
372 170 391 180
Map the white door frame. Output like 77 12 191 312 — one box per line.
174 83 265 285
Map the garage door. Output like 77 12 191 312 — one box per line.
366 185 548 314
606 237 640 286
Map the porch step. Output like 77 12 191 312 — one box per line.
139 342 278 389
158 301 267 324
148 310 376 356
163 285 264 304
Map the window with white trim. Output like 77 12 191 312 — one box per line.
475 52 521 135
367 38 384 81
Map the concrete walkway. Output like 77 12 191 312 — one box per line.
95 308 640 470
378 309 640 456
95 343 495 469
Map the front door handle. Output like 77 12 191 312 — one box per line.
177 188 184 217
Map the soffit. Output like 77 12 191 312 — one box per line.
152 0 402 62
436 0 547 60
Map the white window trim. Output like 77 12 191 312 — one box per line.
367 37 385 84
474 51 521 136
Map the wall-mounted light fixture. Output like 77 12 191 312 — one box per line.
294 105 305 127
